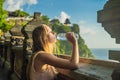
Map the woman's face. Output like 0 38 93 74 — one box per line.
45 25 56 43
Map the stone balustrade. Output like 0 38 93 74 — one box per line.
57 55 120 80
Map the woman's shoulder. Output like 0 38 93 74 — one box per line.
34 50 45 54
32 51 46 59
34 51 56 61
34 51 52 58
33 50 47 56
34 50 53 55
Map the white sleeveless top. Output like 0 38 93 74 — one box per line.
29 51 58 80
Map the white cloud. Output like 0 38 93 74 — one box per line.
4 0 38 11
28 0 37 5
79 20 96 35
80 27 95 35
59 11 70 23
79 20 86 24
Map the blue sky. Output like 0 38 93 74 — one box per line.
3 0 120 48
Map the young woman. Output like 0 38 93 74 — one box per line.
27 24 79 80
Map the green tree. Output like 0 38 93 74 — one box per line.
51 19 60 24
15 10 30 17
78 35 94 58
0 0 6 27
50 18 94 58
0 0 12 32
58 24 71 33
40 15 50 25
51 19 62 34
51 19 71 33
71 24 80 33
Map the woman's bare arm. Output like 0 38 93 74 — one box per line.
70 41 79 64
66 32 79 64
36 32 79 70
37 53 79 70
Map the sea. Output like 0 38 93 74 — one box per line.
90 48 120 60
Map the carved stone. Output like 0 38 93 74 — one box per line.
21 12 42 80
109 50 120 62
9 20 24 46
8 20 25 78
22 12 42 54
4 31 11 42
97 0 120 43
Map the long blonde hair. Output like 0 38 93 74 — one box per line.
32 24 53 53
26 24 55 80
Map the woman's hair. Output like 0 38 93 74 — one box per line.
32 24 52 53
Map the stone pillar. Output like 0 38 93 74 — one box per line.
9 20 24 78
34 12 41 20
22 12 41 55
21 12 42 80
3 31 11 68
0 35 5 67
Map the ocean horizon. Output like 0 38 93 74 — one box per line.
90 48 120 60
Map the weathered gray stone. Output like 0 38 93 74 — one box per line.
97 0 120 43
109 50 120 62
57 55 120 80
22 12 42 55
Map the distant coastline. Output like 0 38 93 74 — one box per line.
90 48 120 60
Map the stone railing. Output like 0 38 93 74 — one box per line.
56 55 120 80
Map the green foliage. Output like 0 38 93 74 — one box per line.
0 1 30 32
71 24 80 33
0 0 13 32
51 19 71 34
41 15 49 23
2 24 13 32
14 10 30 17
54 24 71 33
53 40 65 55
51 19 62 34
50 19 94 58
78 35 94 58
40 15 51 26
51 19 60 24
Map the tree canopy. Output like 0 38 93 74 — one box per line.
0 0 12 32
50 18 94 58
14 10 30 17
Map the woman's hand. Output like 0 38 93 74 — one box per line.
65 32 77 45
